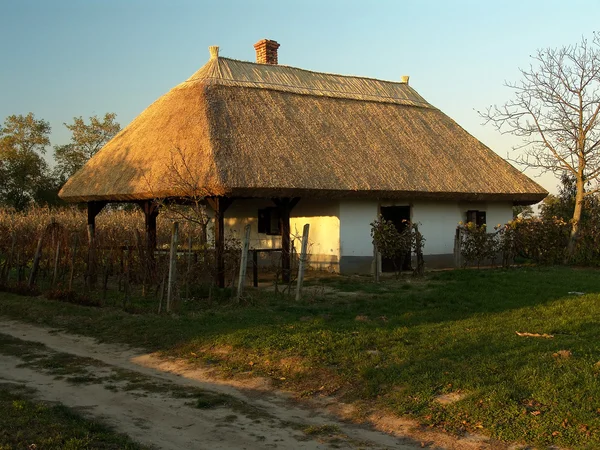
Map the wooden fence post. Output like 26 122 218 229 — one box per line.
454 227 463 268
68 233 78 291
166 222 179 312
158 272 166 314
134 228 146 296
236 225 251 302
3 232 16 283
122 240 130 308
16 250 22 282
28 234 44 289
373 243 380 283
52 239 61 288
295 224 310 301
186 235 193 299
413 224 425 276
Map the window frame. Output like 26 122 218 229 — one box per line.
258 207 282 235
466 209 486 227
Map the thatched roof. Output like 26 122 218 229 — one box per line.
59 47 547 204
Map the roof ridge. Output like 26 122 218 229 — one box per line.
216 56 410 87
182 56 433 108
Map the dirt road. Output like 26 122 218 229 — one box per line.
0 319 425 449
0 319 505 449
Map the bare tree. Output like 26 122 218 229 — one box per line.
161 147 211 244
481 35 600 258
143 146 211 244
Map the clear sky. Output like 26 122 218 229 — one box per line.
2 0 599 194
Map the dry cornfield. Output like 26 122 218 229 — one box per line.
0 206 242 310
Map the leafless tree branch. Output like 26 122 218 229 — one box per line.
479 34 600 257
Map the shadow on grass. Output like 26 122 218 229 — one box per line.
1 267 599 351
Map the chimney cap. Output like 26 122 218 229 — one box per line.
253 39 280 50
400 75 410 84
209 46 219 59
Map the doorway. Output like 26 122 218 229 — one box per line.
380 205 412 272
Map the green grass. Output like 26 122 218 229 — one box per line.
1 267 600 449
0 383 148 450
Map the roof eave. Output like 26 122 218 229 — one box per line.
58 188 548 205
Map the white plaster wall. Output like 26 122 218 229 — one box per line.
485 202 513 230
412 201 463 255
413 201 514 255
290 201 340 263
211 199 340 263
339 200 379 257
205 199 513 263
222 199 280 248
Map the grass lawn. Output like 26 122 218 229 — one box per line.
0 383 148 450
1 266 600 449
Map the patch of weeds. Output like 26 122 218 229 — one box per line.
21 351 103 378
0 333 46 360
232 400 273 421
106 369 170 393
192 392 233 409
0 334 103 383
107 368 201 400
0 382 149 449
65 374 101 385
106 367 269 420
302 424 341 436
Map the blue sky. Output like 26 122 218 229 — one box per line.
2 0 599 194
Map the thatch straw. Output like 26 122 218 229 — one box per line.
59 55 547 204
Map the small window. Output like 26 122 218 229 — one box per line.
466 210 486 227
258 207 281 235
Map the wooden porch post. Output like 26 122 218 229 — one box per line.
273 197 300 283
139 200 159 275
206 197 233 289
87 201 107 290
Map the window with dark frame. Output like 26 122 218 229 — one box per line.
258 207 281 235
466 210 487 227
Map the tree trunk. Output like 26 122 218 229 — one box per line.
566 176 585 260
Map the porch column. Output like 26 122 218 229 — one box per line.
273 197 300 283
87 201 107 290
206 197 234 289
138 200 159 276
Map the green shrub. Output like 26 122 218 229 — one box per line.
458 222 499 268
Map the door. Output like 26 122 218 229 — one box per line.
380 205 412 272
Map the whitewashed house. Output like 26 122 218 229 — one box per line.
59 39 547 282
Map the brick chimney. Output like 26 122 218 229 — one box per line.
253 39 280 64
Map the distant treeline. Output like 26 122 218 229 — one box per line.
0 112 120 210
